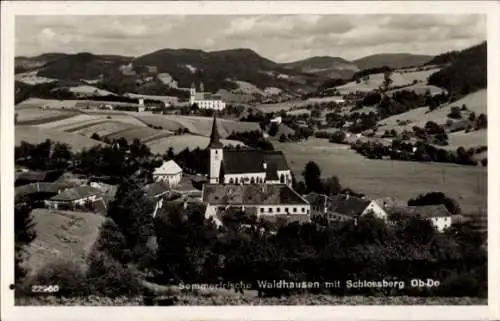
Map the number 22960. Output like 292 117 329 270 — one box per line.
32 285 59 293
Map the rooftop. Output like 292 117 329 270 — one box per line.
327 195 371 217
153 160 182 176
387 204 452 218
202 183 308 206
50 186 101 202
143 181 171 199
222 150 289 174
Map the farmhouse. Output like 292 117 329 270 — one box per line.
202 183 310 224
305 193 389 222
386 204 453 232
152 160 183 186
207 113 293 185
46 186 101 210
190 81 226 110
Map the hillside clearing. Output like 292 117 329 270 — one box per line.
105 126 172 143
36 114 102 130
377 89 487 133
24 209 106 276
336 68 441 95
136 115 260 138
67 120 138 137
15 108 79 125
276 138 486 215
146 134 244 154
16 125 104 152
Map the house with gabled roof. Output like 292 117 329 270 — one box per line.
202 183 310 225
386 204 453 232
207 112 292 186
46 186 102 210
152 160 183 186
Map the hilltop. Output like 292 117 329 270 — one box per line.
353 53 433 70
281 56 359 79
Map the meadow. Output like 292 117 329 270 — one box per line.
276 138 487 215
146 134 244 154
15 126 105 152
335 68 441 95
255 96 344 113
24 209 106 277
377 89 487 133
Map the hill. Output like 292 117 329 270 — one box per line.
353 53 433 70
281 56 359 79
427 42 486 96
134 48 319 93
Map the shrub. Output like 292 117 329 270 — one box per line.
481 158 487 167
447 107 462 119
25 260 89 297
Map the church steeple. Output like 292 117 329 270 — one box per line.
208 111 223 149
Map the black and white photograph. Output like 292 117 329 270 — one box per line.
1 1 499 320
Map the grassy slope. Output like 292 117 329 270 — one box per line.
336 68 440 95
146 134 244 154
276 138 487 214
16 126 105 152
377 89 487 133
25 209 106 276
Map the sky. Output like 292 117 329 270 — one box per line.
15 14 486 62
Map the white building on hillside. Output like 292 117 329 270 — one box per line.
190 81 226 110
153 160 183 186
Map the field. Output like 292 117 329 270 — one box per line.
335 68 441 95
146 134 244 154
16 98 81 109
16 126 105 152
36 114 103 130
15 108 78 125
136 115 260 138
387 84 446 96
24 209 106 276
255 96 344 113
106 127 173 143
445 129 487 150
377 89 487 134
276 138 487 215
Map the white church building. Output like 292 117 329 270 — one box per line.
206 113 292 186
190 81 226 110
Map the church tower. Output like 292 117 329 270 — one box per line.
208 111 223 184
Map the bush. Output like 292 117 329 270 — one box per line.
447 107 462 119
86 251 140 297
25 260 89 297
481 158 487 167
329 131 346 144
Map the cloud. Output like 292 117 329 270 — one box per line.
15 14 486 62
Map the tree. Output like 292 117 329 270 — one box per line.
329 130 346 144
323 176 342 196
15 200 36 284
476 113 487 130
107 179 155 263
91 133 101 141
302 161 323 193
408 192 461 214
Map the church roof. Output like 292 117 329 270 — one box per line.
207 112 223 149
222 150 289 174
202 184 308 206
264 162 279 181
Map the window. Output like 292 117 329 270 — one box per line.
285 207 289 213
293 208 297 213
280 174 285 184
229 178 234 184
302 208 305 213
250 177 255 184
235 178 238 184
260 208 264 213
277 208 280 213
269 208 273 213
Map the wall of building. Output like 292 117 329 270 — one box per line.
154 173 182 186
224 173 266 184
197 100 226 110
361 201 388 220
430 216 452 232
209 148 223 184
46 194 98 209
255 204 310 216
277 170 292 185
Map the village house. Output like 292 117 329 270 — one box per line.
386 204 453 232
190 81 226 110
305 193 389 222
207 113 293 186
152 160 183 186
45 186 102 210
202 183 311 225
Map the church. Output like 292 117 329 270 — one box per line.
190 81 226 110
207 113 293 186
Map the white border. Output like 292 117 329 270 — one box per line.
1 1 499 321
